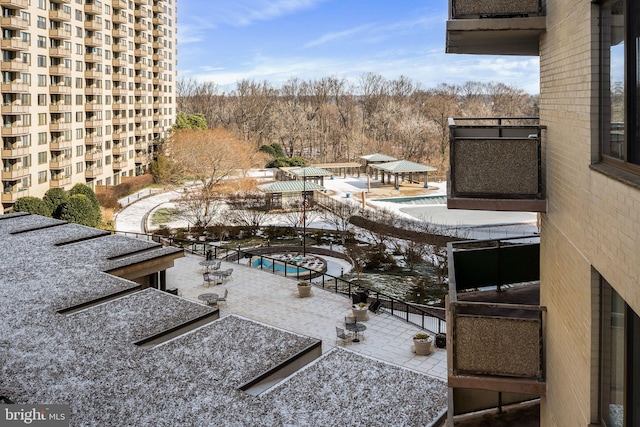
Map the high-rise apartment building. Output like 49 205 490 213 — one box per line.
1 0 177 214
445 0 639 426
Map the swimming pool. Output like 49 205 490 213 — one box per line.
371 195 447 205
251 258 311 276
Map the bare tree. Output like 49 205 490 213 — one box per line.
174 191 223 229
226 192 270 233
319 200 361 244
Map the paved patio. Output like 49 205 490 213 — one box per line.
166 252 448 380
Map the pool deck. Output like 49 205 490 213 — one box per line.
167 252 448 381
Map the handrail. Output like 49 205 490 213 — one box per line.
115 230 447 335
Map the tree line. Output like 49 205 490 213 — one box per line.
177 73 538 173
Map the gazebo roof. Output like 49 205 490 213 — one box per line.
258 180 325 194
360 153 398 162
289 166 334 177
370 160 437 173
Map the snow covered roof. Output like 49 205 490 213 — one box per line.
257 180 325 193
360 153 398 162
0 213 447 425
370 160 438 173
288 166 334 177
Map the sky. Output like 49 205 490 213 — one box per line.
176 0 540 94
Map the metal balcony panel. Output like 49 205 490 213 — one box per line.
448 117 546 212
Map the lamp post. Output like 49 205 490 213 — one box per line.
302 168 307 257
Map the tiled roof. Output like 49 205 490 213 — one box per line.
360 153 398 162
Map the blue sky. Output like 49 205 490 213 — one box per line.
176 0 540 93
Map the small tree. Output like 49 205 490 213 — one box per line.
69 183 100 211
13 197 50 216
171 112 208 130
43 188 69 218
59 194 100 227
226 193 269 234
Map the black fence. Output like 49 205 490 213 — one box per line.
116 231 446 334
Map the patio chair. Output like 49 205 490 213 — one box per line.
335 327 352 345
222 268 233 282
217 288 228 305
203 272 214 287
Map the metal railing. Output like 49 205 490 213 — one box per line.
116 231 447 334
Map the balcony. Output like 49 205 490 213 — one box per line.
49 47 71 58
1 165 29 180
85 118 103 128
50 121 71 132
84 69 103 79
113 0 127 9
111 116 128 126
134 153 148 163
112 73 128 83
49 65 71 76
0 59 27 72
1 124 28 136
49 27 72 39
112 57 128 67
85 135 103 144
0 16 28 30
112 28 128 38
448 117 546 212
84 86 103 95
49 103 71 113
48 9 71 22
1 104 27 114
49 85 71 95
84 3 102 15
112 144 127 155
446 0 546 56
84 52 101 62
112 160 126 170
84 36 103 47
134 141 147 150
447 237 545 420
84 103 102 112
1 82 27 93
85 167 103 178
84 150 103 161
50 140 71 150
50 176 71 188
112 14 127 25
84 20 102 31
1 188 28 202
1 145 29 157
49 156 72 169
1 37 27 50
0 0 29 9
134 75 148 83
111 88 128 96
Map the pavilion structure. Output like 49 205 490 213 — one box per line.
368 160 438 189
257 180 324 210
360 153 398 179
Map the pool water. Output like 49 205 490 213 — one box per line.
251 258 311 275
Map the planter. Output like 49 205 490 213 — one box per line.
351 305 368 321
413 337 433 356
297 283 311 298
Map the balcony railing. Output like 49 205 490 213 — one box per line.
447 236 545 418
446 0 546 55
448 117 546 212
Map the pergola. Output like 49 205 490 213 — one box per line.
257 180 324 210
368 160 437 188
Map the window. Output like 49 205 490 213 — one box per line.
76 145 83 156
38 170 47 183
38 132 47 145
37 75 46 87
38 113 46 125
601 0 640 171
37 36 46 48
76 162 83 173
37 55 46 67
601 278 640 427
37 151 47 164
36 16 46 29
37 94 46 106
